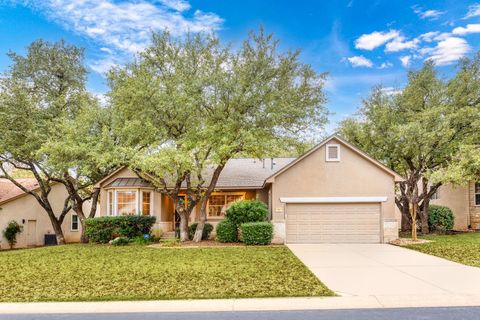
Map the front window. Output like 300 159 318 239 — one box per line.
71 215 79 231
116 190 137 216
208 193 244 217
141 191 152 215
475 183 480 206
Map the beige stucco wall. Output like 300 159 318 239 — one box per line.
0 183 90 249
269 138 397 243
430 184 470 230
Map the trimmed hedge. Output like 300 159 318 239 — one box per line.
85 216 156 243
188 223 214 240
225 200 268 227
216 220 237 243
428 205 454 231
240 222 273 245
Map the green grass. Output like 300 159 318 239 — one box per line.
403 232 480 268
0 244 333 302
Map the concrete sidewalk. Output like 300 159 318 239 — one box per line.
1 294 480 314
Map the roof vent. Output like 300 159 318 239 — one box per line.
326 144 340 162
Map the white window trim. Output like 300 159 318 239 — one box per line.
71 214 79 232
475 183 480 206
207 192 245 218
108 189 155 216
326 144 341 162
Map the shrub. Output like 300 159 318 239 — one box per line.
85 216 156 243
216 220 237 243
428 205 454 231
188 223 214 240
225 200 268 227
240 222 273 245
110 236 129 246
2 221 23 249
131 234 153 245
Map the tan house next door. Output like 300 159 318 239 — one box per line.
286 203 381 243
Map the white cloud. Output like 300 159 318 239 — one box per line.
355 30 399 50
464 3 480 19
378 62 393 69
11 0 223 75
385 36 419 52
156 0 191 12
380 86 402 95
400 55 411 67
414 8 445 20
421 37 470 66
346 55 373 68
452 24 480 35
418 31 441 42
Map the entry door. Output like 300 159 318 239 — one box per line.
27 220 37 246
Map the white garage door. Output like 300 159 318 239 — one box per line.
286 203 381 243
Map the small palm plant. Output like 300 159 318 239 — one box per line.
3 221 23 249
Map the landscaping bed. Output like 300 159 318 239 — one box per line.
0 244 333 302
402 232 480 268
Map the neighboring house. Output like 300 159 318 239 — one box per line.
0 178 86 249
95 135 403 244
430 183 480 230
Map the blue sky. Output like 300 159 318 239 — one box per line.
1 0 480 132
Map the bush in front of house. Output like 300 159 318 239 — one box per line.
110 236 130 246
2 221 23 249
428 205 454 232
188 222 213 240
85 216 156 243
240 222 274 245
216 219 238 243
225 200 269 227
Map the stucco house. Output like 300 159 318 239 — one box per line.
94 135 403 244
0 179 84 249
430 183 480 230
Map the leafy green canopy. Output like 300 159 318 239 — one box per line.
109 29 329 189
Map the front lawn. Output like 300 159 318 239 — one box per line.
403 232 480 268
0 244 333 302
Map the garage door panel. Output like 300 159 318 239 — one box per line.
286 203 381 244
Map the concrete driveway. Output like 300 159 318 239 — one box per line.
288 244 480 297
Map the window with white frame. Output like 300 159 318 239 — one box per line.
326 144 340 161
116 190 137 216
475 183 480 206
71 214 79 231
208 193 244 217
430 189 440 200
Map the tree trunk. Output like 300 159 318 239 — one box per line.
193 197 208 242
419 198 430 234
410 202 418 241
73 206 88 243
179 212 189 241
46 211 66 245
400 199 412 232
192 164 226 243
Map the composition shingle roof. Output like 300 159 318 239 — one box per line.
103 158 296 189
0 178 39 204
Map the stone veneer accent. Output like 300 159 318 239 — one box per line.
383 218 399 243
469 182 480 230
